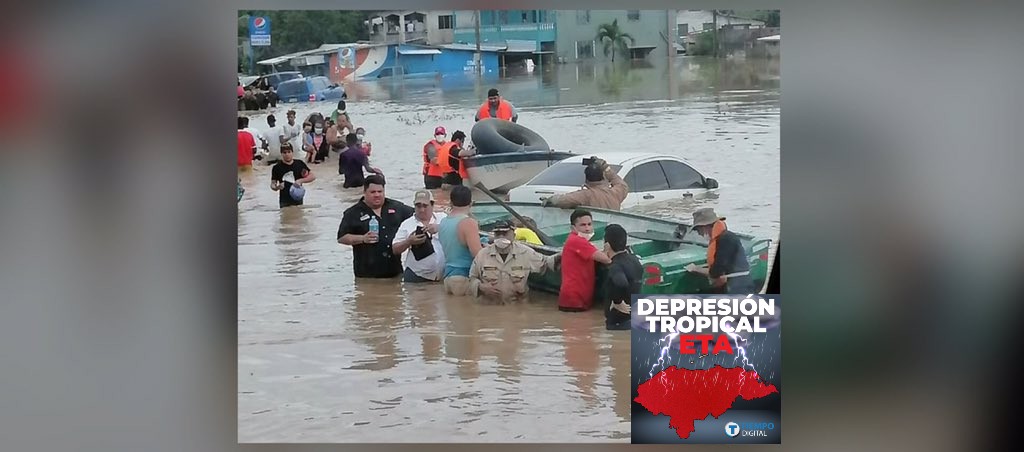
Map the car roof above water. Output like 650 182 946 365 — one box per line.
554 152 676 166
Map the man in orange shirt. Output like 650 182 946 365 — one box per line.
474 88 518 122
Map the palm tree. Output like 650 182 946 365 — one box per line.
595 19 635 63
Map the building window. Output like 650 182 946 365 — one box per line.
677 23 688 37
627 10 640 21
575 40 594 59
498 10 508 25
576 10 590 25
438 15 453 30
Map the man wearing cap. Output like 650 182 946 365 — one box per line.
602 224 643 330
542 156 629 211
422 126 448 189
270 143 316 208
468 220 560 304
684 208 758 294
392 190 447 283
474 88 518 122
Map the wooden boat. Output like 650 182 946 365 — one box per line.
470 202 772 295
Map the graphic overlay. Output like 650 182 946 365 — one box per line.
631 295 781 444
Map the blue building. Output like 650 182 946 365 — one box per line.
452 10 556 67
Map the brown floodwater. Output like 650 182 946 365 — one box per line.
238 56 779 442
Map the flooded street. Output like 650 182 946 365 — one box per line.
237 56 779 442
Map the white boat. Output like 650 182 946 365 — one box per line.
463 150 576 193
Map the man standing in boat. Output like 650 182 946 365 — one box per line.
684 208 758 294
558 209 613 312
542 157 629 211
468 220 560 304
474 88 518 123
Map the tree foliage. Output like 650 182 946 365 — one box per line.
595 19 635 63
238 11 370 73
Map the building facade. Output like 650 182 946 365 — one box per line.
368 11 457 45
675 10 766 41
554 10 673 63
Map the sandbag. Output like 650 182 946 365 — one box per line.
471 119 550 155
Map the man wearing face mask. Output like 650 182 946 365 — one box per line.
683 208 757 294
468 220 560 304
422 126 448 189
558 209 613 312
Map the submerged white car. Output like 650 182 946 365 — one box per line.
506 152 719 208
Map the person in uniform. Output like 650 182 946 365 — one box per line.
468 220 560 304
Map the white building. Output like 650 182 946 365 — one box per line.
368 10 458 45
675 10 766 41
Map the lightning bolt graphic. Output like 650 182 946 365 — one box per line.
649 330 680 378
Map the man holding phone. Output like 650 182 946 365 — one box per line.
392 190 447 283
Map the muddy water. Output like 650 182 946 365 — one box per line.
238 56 779 442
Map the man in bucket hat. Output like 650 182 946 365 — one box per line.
684 208 758 294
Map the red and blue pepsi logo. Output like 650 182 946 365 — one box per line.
253 17 267 29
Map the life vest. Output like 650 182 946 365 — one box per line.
705 220 728 271
436 142 456 174
457 149 469 180
477 99 514 121
422 140 445 177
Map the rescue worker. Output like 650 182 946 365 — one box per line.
602 224 642 330
442 130 470 186
684 208 758 294
475 88 518 122
542 156 629 211
422 126 448 189
468 220 560 304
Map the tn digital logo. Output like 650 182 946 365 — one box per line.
725 422 740 437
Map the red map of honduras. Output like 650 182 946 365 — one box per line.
634 365 778 439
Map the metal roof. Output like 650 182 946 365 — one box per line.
398 48 442 55
504 40 538 53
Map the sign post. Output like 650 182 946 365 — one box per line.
249 16 272 47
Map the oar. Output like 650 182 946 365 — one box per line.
473 182 559 247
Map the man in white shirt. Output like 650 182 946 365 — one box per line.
281 110 303 152
392 190 447 283
261 114 285 163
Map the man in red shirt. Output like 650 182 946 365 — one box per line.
558 209 613 312
237 116 256 169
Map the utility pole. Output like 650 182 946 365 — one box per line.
474 10 482 75
667 10 676 60
712 9 719 58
